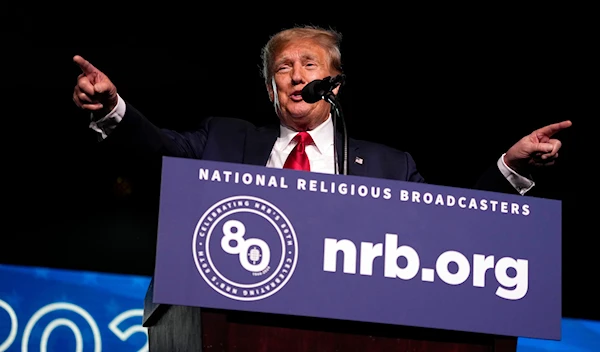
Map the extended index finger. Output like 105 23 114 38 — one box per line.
535 120 573 137
73 55 98 75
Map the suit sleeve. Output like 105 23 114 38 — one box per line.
405 152 426 183
98 101 210 160
473 164 521 195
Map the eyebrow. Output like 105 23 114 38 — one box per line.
275 53 320 67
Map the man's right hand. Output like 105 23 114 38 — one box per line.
72 55 118 115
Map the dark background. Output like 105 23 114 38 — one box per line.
3 7 592 320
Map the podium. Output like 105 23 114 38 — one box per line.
143 157 561 351
143 293 518 351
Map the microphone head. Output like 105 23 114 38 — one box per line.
301 76 331 103
301 75 345 104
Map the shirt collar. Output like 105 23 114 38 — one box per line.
278 115 334 153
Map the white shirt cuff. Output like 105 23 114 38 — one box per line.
88 95 126 139
497 153 535 195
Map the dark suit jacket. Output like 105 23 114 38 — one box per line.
101 102 517 193
97 101 521 326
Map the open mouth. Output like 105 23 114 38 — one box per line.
290 90 303 101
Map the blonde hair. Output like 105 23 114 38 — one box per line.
260 25 343 85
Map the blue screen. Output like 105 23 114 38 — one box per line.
0 264 598 351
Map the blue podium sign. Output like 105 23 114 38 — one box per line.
153 157 561 340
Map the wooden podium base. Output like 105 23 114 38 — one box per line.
146 305 517 352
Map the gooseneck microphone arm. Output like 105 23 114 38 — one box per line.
301 75 348 175
324 90 348 176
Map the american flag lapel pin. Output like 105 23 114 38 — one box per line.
354 157 363 165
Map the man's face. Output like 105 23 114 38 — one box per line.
267 38 336 131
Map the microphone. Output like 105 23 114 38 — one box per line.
300 74 349 176
301 75 345 103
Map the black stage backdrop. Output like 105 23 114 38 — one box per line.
3 8 592 320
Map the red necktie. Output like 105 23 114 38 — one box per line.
283 131 313 171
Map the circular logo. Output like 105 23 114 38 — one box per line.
192 196 298 301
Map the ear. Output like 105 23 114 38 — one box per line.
266 81 274 102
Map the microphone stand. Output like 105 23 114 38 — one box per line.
324 91 348 175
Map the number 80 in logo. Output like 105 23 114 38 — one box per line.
192 196 298 301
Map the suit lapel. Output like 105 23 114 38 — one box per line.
335 131 365 177
243 124 279 166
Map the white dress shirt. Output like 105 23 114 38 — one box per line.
266 115 336 174
90 94 534 195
